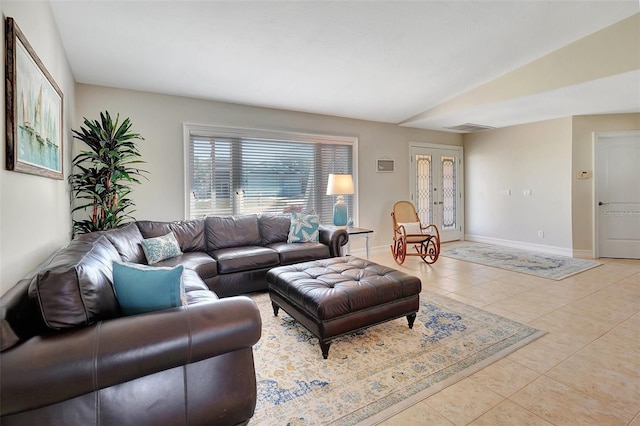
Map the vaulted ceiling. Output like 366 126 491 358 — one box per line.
50 1 640 133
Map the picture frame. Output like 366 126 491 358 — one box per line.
376 158 395 173
5 17 64 180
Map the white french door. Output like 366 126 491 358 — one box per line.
595 131 640 259
410 143 463 242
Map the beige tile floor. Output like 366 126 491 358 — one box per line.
367 248 640 426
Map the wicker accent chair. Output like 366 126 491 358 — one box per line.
390 201 440 265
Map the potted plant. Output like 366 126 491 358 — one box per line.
69 111 147 235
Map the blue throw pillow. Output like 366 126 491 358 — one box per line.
140 232 183 264
112 262 185 315
287 212 320 243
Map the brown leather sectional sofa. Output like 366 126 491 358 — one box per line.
0 214 348 425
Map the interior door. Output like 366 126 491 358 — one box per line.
595 131 640 259
410 144 463 242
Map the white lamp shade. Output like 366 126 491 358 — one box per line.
326 174 355 195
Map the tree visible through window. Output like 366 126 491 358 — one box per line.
187 127 355 224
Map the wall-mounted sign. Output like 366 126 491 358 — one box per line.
376 159 395 173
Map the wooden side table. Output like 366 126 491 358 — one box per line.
344 227 374 259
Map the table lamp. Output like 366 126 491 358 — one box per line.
326 173 354 226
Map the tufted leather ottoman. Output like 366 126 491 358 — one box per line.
266 256 421 359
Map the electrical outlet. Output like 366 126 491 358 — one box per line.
537 230 544 238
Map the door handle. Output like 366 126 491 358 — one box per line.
598 202 609 206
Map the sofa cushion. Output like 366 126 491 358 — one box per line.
152 252 218 281
73 231 106 243
210 246 279 274
185 289 221 305
0 318 19 353
182 268 220 305
258 214 290 245
206 215 261 251
267 242 330 265
136 219 206 252
181 268 213 293
141 232 183 264
112 262 186 315
104 223 145 263
137 220 169 239
28 236 121 330
287 212 320 243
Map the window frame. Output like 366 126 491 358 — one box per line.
183 123 359 222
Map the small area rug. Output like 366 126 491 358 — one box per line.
442 241 601 280
250 290 545 425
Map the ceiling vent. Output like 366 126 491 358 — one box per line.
444 123 495 133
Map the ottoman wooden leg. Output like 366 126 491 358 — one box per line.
272 302 280 316
320 341 331 360
407 313 417 329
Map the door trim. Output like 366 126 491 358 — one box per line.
592 130 640 258
409 142 464 241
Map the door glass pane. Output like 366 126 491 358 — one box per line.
441 156 456 230
415 154 432 224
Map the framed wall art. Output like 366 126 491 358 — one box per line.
376 158 395 173
5 17 64 179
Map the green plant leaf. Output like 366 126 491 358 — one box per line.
69 111 148 236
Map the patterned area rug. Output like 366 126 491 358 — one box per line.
442 241 601 280
250 290 545 425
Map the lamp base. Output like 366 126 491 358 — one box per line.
333 200 348 226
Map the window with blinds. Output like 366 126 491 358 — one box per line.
186 126 355 224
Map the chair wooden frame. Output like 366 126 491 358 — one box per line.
390 201 440 265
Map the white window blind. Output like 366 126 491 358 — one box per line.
187 127 355 224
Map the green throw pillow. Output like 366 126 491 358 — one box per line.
287 212 320 243
141 232 183 264
112 262 186 315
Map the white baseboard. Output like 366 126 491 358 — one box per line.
345 245 389 257
463 234 576 258
572 249 595 259
342 245 393 259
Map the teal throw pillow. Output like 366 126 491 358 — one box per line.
112 262 186 315
141 232 183 264
287 212 320 243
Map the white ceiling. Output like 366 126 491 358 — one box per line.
50 0 640 133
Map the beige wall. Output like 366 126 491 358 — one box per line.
571 113 640 255
0 1 76 295
464 117 574 254
464 113 640 257
75 84 462 254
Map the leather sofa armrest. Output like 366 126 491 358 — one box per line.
0 296 261 416
319 225 349 257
